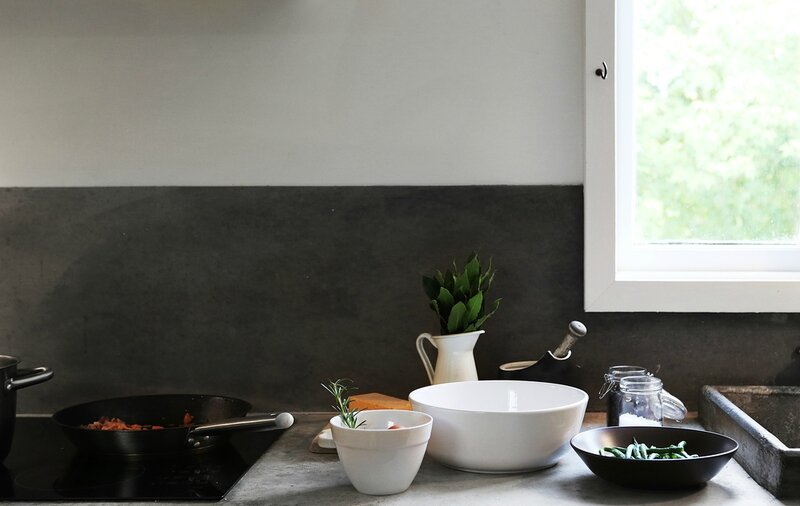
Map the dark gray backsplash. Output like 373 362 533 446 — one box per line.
1 186 798 414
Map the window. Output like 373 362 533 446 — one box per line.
585 0 800 312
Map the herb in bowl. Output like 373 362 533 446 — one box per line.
322 378 365 429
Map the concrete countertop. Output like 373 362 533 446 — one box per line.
12 413 782 506
225 413 781 506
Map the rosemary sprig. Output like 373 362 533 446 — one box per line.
322 378 365 429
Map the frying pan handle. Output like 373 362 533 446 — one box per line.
189 412 294 438
6 367 54 391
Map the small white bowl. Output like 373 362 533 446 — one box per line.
329 410 432 495
409 380 588 473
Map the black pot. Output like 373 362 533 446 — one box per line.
0 356 53 461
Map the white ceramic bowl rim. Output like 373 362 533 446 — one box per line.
409 380 589 415
329 410 433 432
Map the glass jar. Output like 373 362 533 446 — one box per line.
618 375 688 426
599 365 649 426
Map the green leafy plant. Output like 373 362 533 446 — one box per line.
422 253 501 335
321 378 365 429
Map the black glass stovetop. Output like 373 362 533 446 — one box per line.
0 416 285 501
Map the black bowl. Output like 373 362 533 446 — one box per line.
570 426 738 489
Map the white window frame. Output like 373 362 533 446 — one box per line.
585 0 800 312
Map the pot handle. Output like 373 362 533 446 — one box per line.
6 367 54 392
189 412 294 438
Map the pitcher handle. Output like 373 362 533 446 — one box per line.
662 388 687 421
416 333 436 384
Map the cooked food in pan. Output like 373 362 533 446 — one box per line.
83 412 194 431
83 417 164 431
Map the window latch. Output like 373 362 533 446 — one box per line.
595 61 608 80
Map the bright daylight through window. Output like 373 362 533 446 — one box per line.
585 0 800 312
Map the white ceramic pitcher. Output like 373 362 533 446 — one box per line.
415 330 484 384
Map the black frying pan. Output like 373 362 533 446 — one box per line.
52 394 294 458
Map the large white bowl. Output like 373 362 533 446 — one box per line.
330 410 432 495
409 380 588 473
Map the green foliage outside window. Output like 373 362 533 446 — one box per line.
635 0 800 242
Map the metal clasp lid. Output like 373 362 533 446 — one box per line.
598 365 651 399
599 373 615 399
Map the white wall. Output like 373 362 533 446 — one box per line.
0 0 584 186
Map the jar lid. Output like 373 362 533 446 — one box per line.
598 365 650 398
606 365 649 380
620 375 663 393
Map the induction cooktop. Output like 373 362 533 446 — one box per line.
0 415 286 501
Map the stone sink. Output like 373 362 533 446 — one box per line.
700 385 800 498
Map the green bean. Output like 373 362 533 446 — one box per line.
647 445 685 454
601 447 623 458
599 439 700 460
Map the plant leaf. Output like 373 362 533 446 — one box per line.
474 299 501 329
428 253 499 333
481 271 495 293
423 275 440 301
437 287 455 314
455 271 470 298
447 302 467 333
466 292 483 323
482 298 501 319
442 268 455 292
465 255 480 289
479 257 493 284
